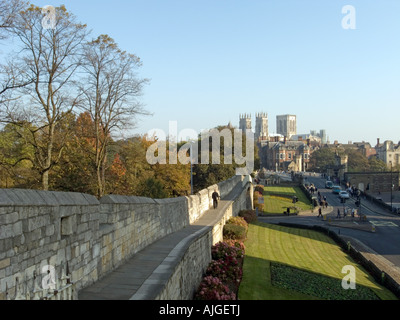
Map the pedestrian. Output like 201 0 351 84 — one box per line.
337 208 341 219
318 207 322 218
325 201 328 208
351 208 355 218
212 189 220 209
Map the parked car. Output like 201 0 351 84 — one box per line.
325 181 333 189
332 186 341 194
338 191 350 199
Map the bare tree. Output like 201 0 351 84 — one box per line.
80 34 150 197
0 0 26 40
1 4 89 190
0 0 32 102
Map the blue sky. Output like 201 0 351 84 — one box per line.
27 1 400 145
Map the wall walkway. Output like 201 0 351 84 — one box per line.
0 175 252 300
79 178 250 300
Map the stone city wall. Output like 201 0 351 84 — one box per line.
0 175 243 300
142 176 251 300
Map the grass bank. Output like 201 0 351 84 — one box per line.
238 222 397 300
261 185 311 215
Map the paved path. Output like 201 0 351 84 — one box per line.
78 183 244 300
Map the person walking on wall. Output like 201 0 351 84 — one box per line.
212 189 220 209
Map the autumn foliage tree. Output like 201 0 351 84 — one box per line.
50 112 97 193
1 4 88 190
0 2 232 200
79 34 149 197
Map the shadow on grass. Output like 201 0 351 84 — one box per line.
270 262 380 300
238 222 398 300
238 255 319 300
239 251 392 301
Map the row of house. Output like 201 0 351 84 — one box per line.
259 137 312 172
259 136 400 173
236 112 399 172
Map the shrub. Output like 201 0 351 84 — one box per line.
254 202 264 212
211 241 244 261
206 257 242 285
226 216 248 230
239 209 257 224
253 190 262 200
194 276 236 300
254 184 264 194
223 239 246 252
253 192 264 213
223 224 247 240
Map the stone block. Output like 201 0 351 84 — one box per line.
0 224 13 240
12 221 22 236
61 215 76 236
0 191 13 205
77 222 88 234
0 212 19 225
1 190 24 204
92 243 101 259
28 216 47 232
56 248 66 265
45 224 55 237
0 258 11 269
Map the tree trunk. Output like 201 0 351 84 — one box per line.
41 169 49 191
96 165 103 198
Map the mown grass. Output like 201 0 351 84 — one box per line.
262 186 311 215
238 222 397 300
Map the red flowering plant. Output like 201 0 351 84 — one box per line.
211 241 244 261
194 276 236 300
194 241 246 300
206 256 243 286
222 239 245 252
254 184 264 194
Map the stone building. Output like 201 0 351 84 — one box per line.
260 138 311 172
353 141 377 158
255 112 268 141
239 113 252 133
344 171 399 193
276 114 297 139
326 153 348 183
375 139 400 167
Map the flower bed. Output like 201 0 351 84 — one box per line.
194 222 248 300
271 262 380 300
194 276 236 300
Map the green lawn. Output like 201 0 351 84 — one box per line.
261 185 311 215
238 222 397 300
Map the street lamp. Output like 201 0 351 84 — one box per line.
390 161 393 212
190 142 194 195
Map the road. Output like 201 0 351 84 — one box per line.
259 173 400 269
